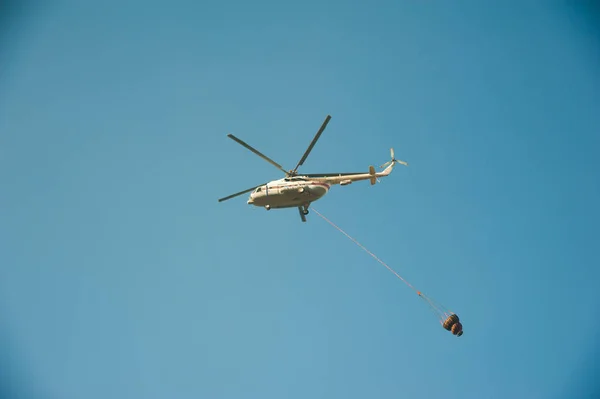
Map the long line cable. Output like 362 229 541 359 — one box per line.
310 206 454 323
310 207 418 293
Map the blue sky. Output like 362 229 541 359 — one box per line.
1 1 599 398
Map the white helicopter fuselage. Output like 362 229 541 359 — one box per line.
247 178 330 209
218 114 407 222
247 163 396 210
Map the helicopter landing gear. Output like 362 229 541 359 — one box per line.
298 205 309 222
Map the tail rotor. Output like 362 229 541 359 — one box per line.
380 148 408 169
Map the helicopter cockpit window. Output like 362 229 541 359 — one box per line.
255 187 262 192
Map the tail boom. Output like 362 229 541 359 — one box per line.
311 147 407 186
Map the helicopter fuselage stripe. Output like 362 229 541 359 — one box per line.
268 182 330 189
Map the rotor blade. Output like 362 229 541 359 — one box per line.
380 160 408 168
291 115 331 174
218 183 266 202
227 134 289 175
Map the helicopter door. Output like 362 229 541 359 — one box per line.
267 183 281 196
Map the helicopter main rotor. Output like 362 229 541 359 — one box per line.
227 114 331 178
226 134 289 176
288 114 331 176
218 115 334 203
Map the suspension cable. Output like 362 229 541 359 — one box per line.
310 207 418 293
310 206 455 323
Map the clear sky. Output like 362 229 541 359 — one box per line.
1 1 599 398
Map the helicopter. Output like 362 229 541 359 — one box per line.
218 115 408 222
